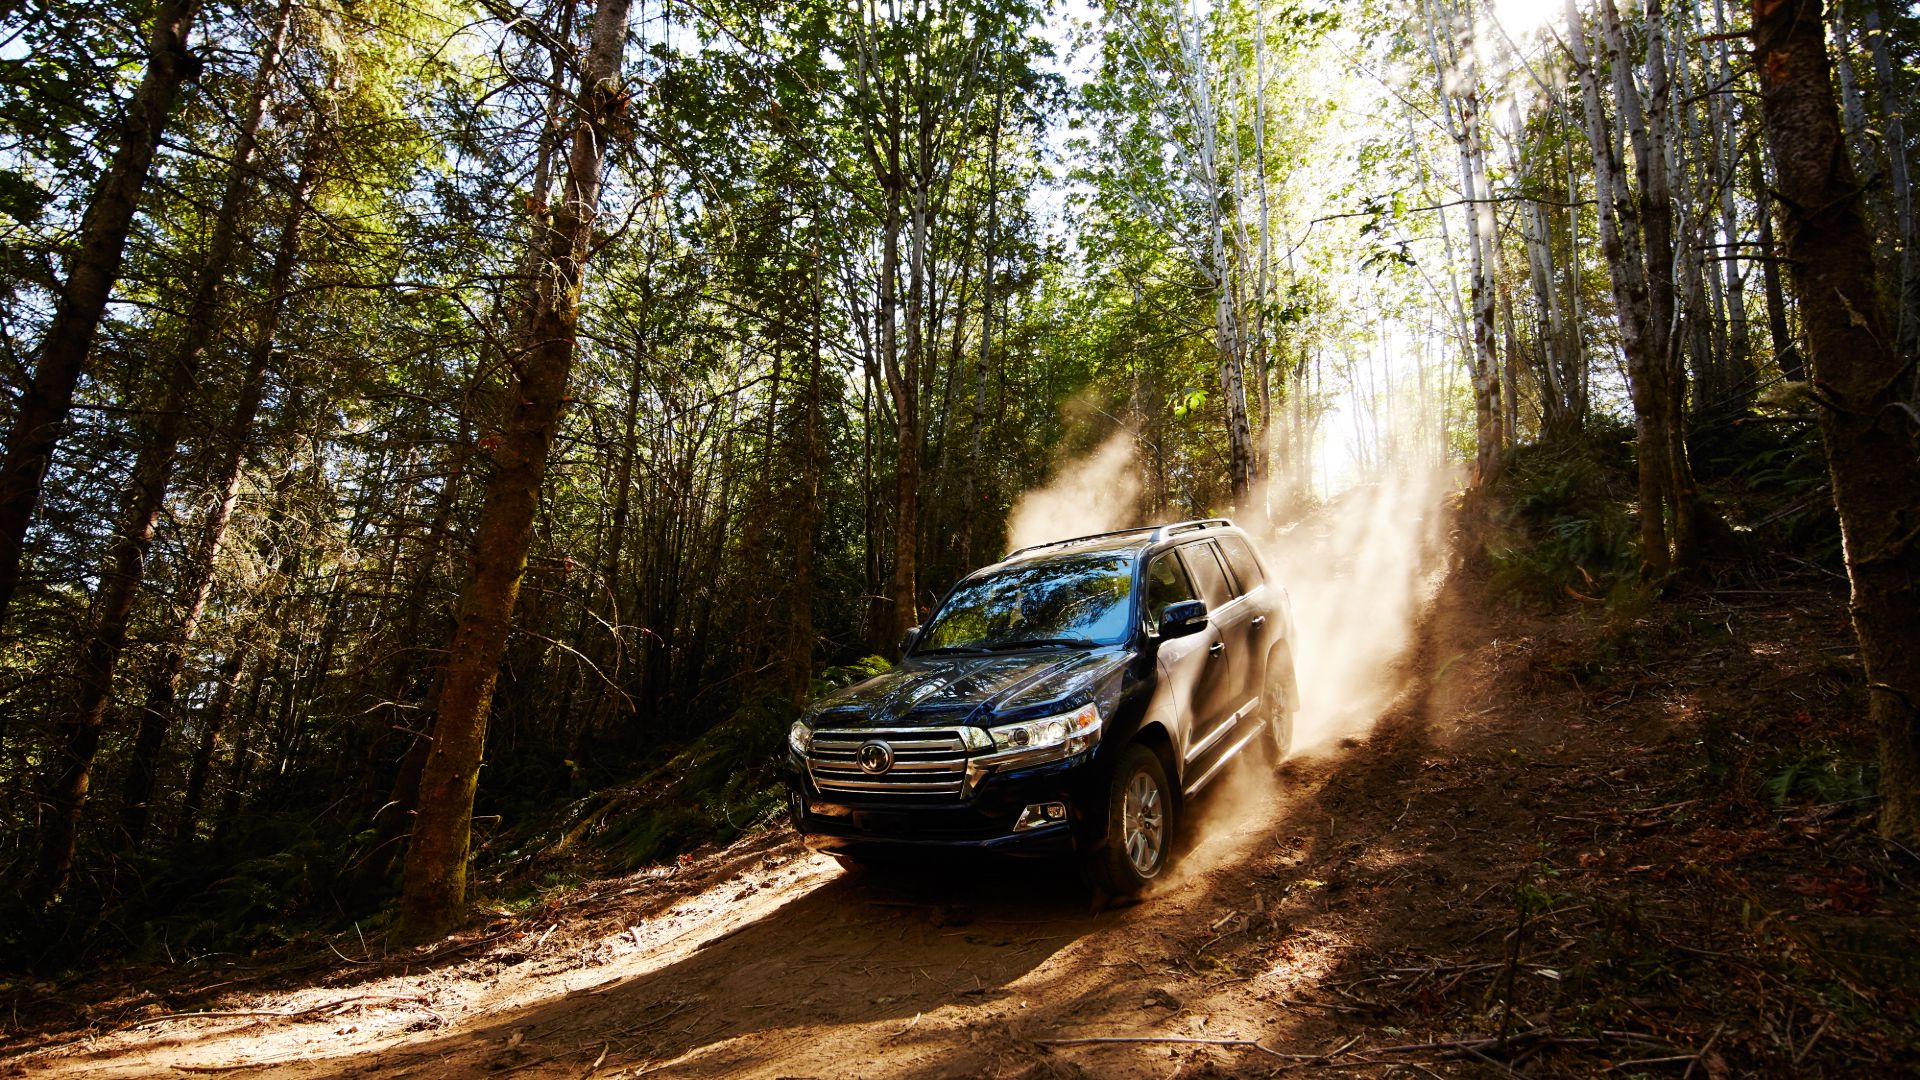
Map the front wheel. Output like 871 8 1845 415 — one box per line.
1083 743 1175 896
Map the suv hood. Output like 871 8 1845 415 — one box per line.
811 646 1127 731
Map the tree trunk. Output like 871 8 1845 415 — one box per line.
786 218 825 706
1753 0 1920 845
1172 0 1252 506
398 0 633 941
0 0 203 627
882 177 917 645
1419 0 1501 483
1751 142 1806 380
175 644 248 843
1628 0 1703 569
26 5 291 902
1252 0 1276 508
1857 0 1917 385
962 76 1001 569
1713 0 1756 410
1567 0 1670 574
1518 98 1576 439
213 652 272 842
123 111 314 850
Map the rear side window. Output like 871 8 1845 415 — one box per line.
1181 542 1234 607
1143 553 1195 626
1216 535 1265 592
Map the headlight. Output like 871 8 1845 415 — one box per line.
985 702 1102 757
788 720 813 755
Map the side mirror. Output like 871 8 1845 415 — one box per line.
899 625 922 655
1158 600 1209 639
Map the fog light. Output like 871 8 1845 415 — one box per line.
1014 802 1069 831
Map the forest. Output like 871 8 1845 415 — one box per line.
1 0 1917 1072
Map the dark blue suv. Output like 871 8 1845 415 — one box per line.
785 519 1297 894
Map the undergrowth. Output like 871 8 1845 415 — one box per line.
0 656 897 972
1482 430 1640 606
507 654 892 888
1690 417 1839 563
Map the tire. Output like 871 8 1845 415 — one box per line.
1083 743 1176 896
1258 646 1297 765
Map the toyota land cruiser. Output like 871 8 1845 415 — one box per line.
785 519 1298 894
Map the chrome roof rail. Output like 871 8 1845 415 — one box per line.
1152 518 1235 541
1001 518 1235 561
1003 525 1159 561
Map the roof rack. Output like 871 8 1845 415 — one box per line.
1003 525 1159 561
1154 517 1234 540
1002 518 1235 561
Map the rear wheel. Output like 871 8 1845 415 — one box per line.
1083 743 1175 895
1259 648 1297 764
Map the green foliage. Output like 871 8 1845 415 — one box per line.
587 655 890 870
1690 421 1839 563
1758 742 1873 809
812 654 892 696
1484 434 1639 606
0 812 351 970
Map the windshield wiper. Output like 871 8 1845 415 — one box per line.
980 637 1100 651
917 645 991 655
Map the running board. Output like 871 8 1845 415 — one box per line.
1183 726 1267 798
1183 696 1262 764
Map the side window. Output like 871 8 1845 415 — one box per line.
1144 553 1196 627
1216 534 1265 593
1181 542 1234 607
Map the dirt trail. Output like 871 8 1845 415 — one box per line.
9 555 1914 1077
6 561 1489 1078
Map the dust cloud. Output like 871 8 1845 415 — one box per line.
1248 461 1458 755
1171 459 1455 889
1004 431 1144 553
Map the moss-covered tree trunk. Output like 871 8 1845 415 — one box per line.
397 0 633 941
1753 0 1920 844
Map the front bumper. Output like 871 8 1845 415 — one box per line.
785 754 1103 857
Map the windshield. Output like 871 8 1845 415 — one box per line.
916 553 1135 653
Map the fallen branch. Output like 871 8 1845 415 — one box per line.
127 994 437 1031
1036 1035 1299 1060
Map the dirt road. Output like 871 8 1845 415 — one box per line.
9 559 1914 1077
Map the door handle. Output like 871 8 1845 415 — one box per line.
1208 642 1225 658
1251 616 1267 631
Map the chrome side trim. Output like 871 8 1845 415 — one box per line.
1183 696 1261 764
1182 725 1265 797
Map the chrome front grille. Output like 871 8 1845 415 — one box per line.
807 729 968 797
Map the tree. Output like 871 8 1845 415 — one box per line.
1562 0 1703 575
398 0 635 941
0 0 204 627
26 0 294 906
1752 0 1920 844
1419 0 1504 485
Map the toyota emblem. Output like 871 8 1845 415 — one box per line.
857 739 894 774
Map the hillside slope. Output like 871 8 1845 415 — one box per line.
6 556 1916 1078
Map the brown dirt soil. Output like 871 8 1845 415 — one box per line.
5 560 1917 1078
